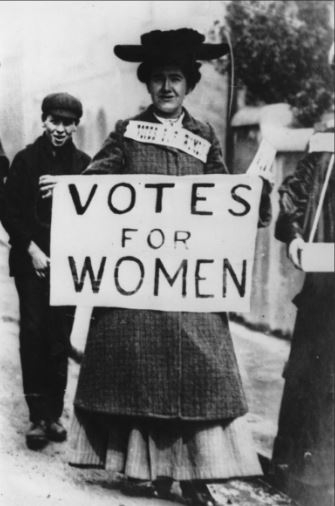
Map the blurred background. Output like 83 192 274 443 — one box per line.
0 1 228 160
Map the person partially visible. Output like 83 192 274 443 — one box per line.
2 92 91 450
271 44 334 506
0 56 10 220
0 138 9 220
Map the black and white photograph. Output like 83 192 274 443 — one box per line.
0 1 334 505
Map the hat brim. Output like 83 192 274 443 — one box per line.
114 42 229 62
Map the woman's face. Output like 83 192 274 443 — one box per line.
147 65 190 118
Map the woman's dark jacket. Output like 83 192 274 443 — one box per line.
275 145 335 314
2 134 91 276
74 106 271 421
275 132 335 374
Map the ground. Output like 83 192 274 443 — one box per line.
0 226 293 506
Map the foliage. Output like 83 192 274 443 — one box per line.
216 0 333 126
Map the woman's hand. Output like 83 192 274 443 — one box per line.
287 237 305 270
39 175 58 199
28 241 50 278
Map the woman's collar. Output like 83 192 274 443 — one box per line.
139 105 200 134
153 111 185 127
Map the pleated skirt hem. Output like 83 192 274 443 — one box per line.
68 409 262 481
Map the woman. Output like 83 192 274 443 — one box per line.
69 29 269 506
271 46 334 505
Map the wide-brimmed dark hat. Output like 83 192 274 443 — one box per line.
114 28 229 63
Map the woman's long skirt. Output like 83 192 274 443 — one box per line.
68 410 262 481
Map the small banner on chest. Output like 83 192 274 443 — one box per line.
124 120 211 163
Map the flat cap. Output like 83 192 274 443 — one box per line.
41 92 83 121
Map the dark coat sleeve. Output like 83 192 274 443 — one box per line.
0 156 9 220
2 152 34 249
205 123 229 175
0 155 9 180
258 179 272 228
0 139 9 173
275 154 315 244
0 139 9 219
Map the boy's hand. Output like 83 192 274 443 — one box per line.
39 175 58 199
28 241 50 278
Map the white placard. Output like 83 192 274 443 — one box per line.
308 132 335 153
300 243 335 272
50 175 262 312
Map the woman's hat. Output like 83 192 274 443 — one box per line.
114 28 229 63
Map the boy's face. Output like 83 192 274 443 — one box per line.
43 114 77 148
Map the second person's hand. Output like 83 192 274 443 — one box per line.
287 237 305 270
